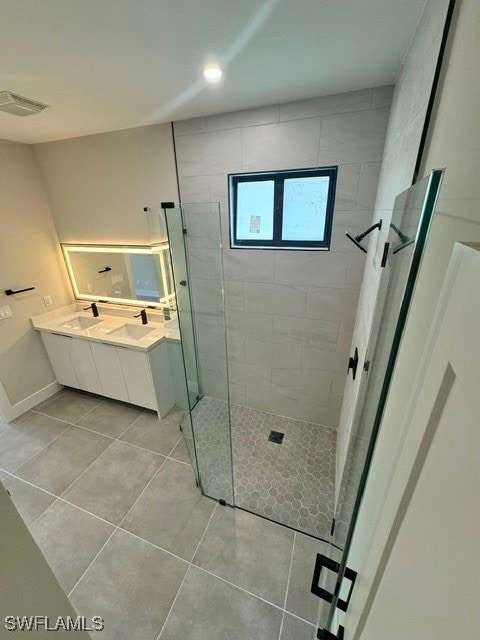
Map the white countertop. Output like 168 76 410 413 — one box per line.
31 304 180 351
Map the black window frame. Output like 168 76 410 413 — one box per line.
228 166 337 250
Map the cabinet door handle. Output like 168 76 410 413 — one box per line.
51 332 73 338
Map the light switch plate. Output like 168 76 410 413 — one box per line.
0 305 12 319
43 295 53 307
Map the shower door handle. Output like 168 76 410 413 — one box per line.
348 347 359 380
311 553 357 613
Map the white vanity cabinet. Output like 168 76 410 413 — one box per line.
67 336 103 395
41 332 79 389
40 331 175 417
89 342 129 403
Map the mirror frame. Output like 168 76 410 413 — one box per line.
61 243 175 309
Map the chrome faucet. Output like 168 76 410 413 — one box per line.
83 302 99 317
134 308 148 325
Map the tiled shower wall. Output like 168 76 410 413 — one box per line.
335 0 451 489
173 86 392 427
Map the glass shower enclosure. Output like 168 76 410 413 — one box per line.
322 170 444 636
145 202 234 505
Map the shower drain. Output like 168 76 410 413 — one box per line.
268 430 285 444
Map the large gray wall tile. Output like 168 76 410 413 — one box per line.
279 88 373 121
207 104 280 131
244 282 307 317
176 128 241 177
245 340 301 371
272 316 338 350
274 251 347 288
318 108 390 165
241 119 321 171
174 87 390 428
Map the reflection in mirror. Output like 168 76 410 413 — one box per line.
62 244 175 309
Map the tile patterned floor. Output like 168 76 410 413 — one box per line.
0 388 330 640
191 396 336 539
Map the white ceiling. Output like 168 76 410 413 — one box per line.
0 0 427 144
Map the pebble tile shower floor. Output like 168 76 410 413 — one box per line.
192 396 336 539
0 388 330 640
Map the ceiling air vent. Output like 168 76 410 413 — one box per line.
0 91 49 117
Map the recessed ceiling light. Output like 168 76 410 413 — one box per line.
202 64 223 84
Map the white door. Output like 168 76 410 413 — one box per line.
343 243 480 639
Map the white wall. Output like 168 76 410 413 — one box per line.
173 88 392 426
33 124 178 245
335 0 451 492
344 1 480 636
0 139 72 410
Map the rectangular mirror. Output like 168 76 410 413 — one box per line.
62 243 175 309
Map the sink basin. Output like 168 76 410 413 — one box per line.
61 316 103 330
107 324 155 340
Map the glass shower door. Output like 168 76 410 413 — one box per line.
318 170 444 636
179 202 234 505
146 203 234 505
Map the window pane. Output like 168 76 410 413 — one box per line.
282 176 330 241
236 180 274 241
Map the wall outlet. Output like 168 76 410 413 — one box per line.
0 305 12 319
43 295 53 307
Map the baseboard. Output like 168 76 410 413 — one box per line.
0 381 62 423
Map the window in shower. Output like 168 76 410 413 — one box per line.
229 166 337 250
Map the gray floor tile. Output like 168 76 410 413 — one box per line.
76 400 142 438
30 500 114 594
33 390 65 412
70 528 188 640
63 440 165 524
122 459 215 560
38 390 101 423
160 566 283 640
15 427 111 495
286 534 331 624
169 437 191 464
193 506 294 607
0 412 70 472
119 412 181 456
164 405 188 424
0 411 31 439
0 469 9 480
2 476 56 526
280 613 316 640
0 422 12 438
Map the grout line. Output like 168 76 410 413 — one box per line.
190 502 218 563
278 531 297 639
155 567 191 640
115 457 168 529
68 455 170 600
9 424 75 475
67 527 118 599
8 464 318 633
155 503 219 640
